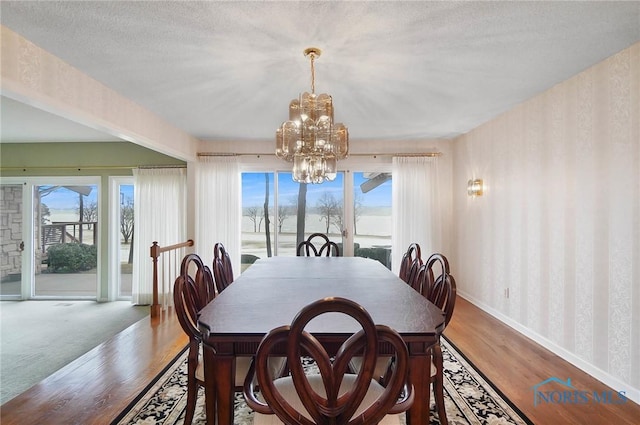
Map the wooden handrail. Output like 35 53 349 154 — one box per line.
150 239 194 318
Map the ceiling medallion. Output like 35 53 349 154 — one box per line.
275 47 349 184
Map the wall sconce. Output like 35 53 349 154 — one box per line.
467 179 483 197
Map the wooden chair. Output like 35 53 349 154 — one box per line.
243 297 414 425
213 242 234 293
419 253 449 300
398 243 422 285
405 262 424 293
355 253 457 424
349 244 423 384
174 253 285 425
419 253 457 425
173 253 216 425
349 236 415 381
296 233 341 257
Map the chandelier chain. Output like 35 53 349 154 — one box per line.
310 53 316 94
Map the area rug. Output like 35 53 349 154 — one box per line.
113 337 532 425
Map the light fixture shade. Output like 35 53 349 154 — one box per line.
276 48 348 184
467 179 484 197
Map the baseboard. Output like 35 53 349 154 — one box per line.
458 291 640 405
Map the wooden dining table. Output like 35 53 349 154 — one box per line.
198 256 446 425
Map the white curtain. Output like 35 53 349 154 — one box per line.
131 168 187 307
195 156 241 275
391 156 442 274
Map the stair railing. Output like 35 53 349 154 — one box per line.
150 239 194 318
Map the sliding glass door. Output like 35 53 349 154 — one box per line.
0 177 101 299
241 172 344 260
34 182 99 297
240 170 391 268
276 172 344 256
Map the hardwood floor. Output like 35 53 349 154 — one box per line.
445 297 640 425
0 309 187 425
1 297 638 424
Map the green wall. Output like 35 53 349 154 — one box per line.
0 141 184 176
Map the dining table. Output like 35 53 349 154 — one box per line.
198 256 446 425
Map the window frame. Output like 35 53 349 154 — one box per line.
239 156 392 262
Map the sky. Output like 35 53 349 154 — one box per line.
241 172 391 208
120 185 134 203
39 185 134 210
39 185 99 210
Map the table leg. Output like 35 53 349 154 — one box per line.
202 345 217 425
214 355 235 425
407 354 430 425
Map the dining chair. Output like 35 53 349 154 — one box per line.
398 243 422 285
419 253 449 300
350 243 423 384
405 251 449 297
419 253 457 425
296 233 341 257
213 242 234 293
405 262 424 293
173 253 216 425
353 253 457 424
174 253 286 425
243 297 414 425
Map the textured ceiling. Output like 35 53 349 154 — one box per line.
1 1 639 145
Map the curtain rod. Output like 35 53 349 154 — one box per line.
197 152 442 157
137 165 186 169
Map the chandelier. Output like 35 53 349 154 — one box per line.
276 47 349 184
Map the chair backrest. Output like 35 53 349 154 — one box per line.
399 243 422 283
432 274 457 326
244 297 413 425
409 262 428 294
213 242 234 293
174 253 216 340
420 253 456 326
420 253 449 298
296 233 341 257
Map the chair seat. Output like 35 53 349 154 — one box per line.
251 374 404 425
196 353 285 387
348 356 392 382
350 355 437 380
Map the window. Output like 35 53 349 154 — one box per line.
276 172 344 255
241 173 275 267
241 170 391 269
352 172 392 268
110 177 135 300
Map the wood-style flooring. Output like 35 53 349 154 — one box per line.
1 297 638 425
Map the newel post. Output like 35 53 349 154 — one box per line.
150 241 160 318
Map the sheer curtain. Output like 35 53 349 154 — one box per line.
195 156 241 275
391 156 442 274
131 168 187 307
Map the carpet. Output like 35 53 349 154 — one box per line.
113 337 532 425
0 300 149 405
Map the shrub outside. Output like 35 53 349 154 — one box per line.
47 243 97 273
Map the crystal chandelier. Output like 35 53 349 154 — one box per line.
276 47 349 184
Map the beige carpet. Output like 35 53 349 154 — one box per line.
0 300 148 405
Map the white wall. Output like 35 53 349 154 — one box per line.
0 26 199 162
452 42 639 402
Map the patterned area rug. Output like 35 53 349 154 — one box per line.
113 337 532 425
